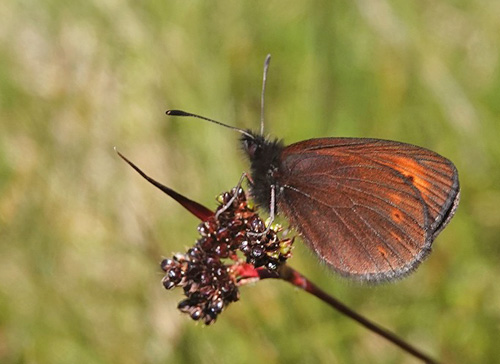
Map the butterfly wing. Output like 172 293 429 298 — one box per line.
278 138 460 282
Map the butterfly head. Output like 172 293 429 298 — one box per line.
240 132 284 211
241 132 265 159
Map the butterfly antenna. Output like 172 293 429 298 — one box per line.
260 54 271 136
166 110 254 139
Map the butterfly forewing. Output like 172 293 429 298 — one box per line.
278 138 459 282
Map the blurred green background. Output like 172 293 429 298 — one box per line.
1 1 499 363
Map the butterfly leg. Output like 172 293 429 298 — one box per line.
215 172 249 219
248 184 276 237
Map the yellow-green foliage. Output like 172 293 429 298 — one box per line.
1 1 499 363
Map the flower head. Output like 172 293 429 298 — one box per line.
160 187 293 324
116 150 293 325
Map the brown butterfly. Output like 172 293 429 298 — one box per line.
167 55 460 282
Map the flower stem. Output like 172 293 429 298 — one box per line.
274 265 440 364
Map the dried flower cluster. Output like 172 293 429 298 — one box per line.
160 187 294 325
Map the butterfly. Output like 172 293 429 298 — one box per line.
167 55 460 282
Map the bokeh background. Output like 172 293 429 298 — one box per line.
1 1 499 363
